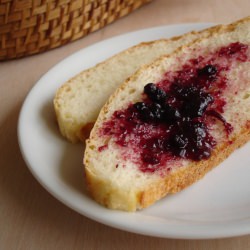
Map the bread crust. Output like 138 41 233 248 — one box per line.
84 16 250 211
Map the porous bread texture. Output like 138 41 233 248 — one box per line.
54 25 219 143
84 17 250 211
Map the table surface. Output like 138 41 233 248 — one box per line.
1 0 250 249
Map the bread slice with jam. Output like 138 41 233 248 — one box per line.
84 17 250 211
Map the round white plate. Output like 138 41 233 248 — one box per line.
18 23 250 239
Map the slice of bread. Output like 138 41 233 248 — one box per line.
84 17 250 211
54 25 219 143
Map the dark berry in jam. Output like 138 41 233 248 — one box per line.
144 83 167 103
134 101 146 111
198 65 217 79
133 101 147 115
170 134 188 149
150 103 164 121
173 85 199 100
173 84 214 118
183 121 208 145
196 64 218 88
169 120 215 161
181 90 214 118
134 102 164 122
134 101 181 123
163 104 181 123
134 101 154 121
99 42 248 173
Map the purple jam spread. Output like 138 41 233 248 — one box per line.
99 42 249 173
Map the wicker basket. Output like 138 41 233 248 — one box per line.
0 0 152 60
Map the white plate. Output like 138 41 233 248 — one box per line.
18 23 250 239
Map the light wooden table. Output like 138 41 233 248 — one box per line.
1 0 250 249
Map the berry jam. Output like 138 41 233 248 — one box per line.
99 42 249 173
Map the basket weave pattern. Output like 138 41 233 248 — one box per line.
0 0 152 60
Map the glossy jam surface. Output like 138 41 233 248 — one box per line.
99 42 249 173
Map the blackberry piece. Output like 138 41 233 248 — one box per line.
150 103 164 121
198 65 217 77
134 102 153 121
184 121 207 139
169 120 213 160
182 91 214 118
197 65 218 87
144 83 167 103
189 124 207 149
184 121 213 160
134 102 164 122
163 104 181 123
173 85 200 100
170 133 188 149
134 102 147 112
